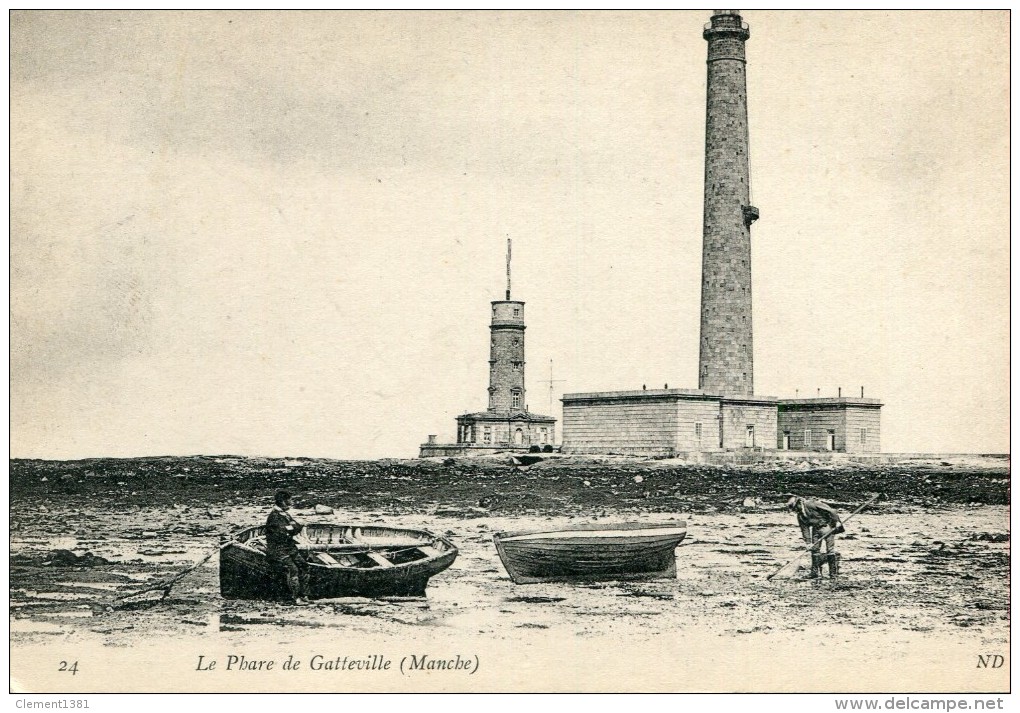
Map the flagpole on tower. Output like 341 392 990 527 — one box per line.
506 237 512 300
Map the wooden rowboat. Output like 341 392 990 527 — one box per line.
492 521 687 584
220 523 457 600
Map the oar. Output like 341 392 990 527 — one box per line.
114 529 239 608
767 493 883 581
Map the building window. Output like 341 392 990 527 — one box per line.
745 425 755 448
513 337 520 346
511 392 521 408
860 428 867 444
513 307 520 317
782 432 790 450
827 430 836 450
804 429 811 448
483 427 492 444
539 427 547 444
695 422 702 439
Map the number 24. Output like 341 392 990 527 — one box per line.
59 661 78 675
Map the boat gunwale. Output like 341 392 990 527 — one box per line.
220 542 458 582
221 523 458 573
493 520 687 543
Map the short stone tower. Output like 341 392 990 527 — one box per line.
419 239 556 457
488 299 526 411
699 9 758 396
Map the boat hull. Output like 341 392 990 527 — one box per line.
220 523 458 600
493 522 686 584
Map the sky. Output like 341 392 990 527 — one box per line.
10 10 1010 459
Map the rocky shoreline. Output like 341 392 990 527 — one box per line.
9 453 1009 516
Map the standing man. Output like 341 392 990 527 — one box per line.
786 495 844 578
266 490 310 605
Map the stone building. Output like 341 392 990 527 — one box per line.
420 243 556 458
560 11 881 456
777 396 882 453
561 388 776 457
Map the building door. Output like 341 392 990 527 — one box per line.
827 430 836 450
514 428 524 446
782 432 790 450
745 425 755 448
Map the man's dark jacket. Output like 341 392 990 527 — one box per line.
266 507 303 557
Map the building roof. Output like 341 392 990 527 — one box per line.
778 397 883 409
562 388 778 403
563 388 716 401
456 410 557 423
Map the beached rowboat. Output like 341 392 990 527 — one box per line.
492 521 687 584
220 523 458 599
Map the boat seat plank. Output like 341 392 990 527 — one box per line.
365 551 395 568
315 552 342 567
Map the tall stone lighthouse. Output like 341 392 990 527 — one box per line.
560 10 779 455
699 9 758 396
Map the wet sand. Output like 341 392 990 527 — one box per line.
9 455 1010 692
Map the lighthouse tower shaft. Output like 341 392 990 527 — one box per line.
488 301 526 411
699 10 758 396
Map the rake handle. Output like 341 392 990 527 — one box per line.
766 493 883 581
